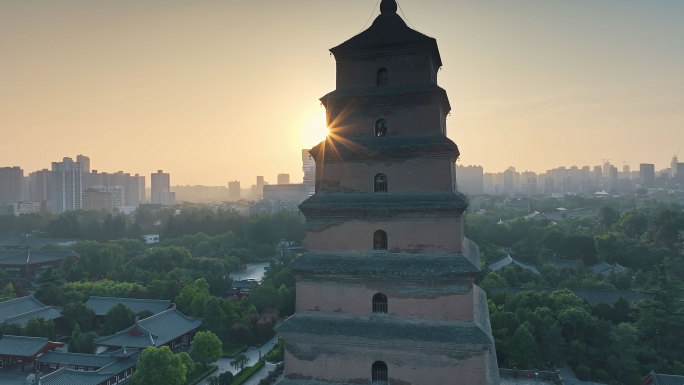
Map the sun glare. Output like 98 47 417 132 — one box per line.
299 106 328 148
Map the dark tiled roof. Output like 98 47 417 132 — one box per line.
37 351 117 368
649 372 684 385
278 313 492 348
330 4 441 66
0 296 61 327
39 367 112 385
278 380 349 385
488 255 540 275
0 236 77 248
290 249 480 280
86 296 171 317
0 249 76 266
94 307 200 349
5 306 62 327
0 335 50 357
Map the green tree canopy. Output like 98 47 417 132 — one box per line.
190 331 223 369
103 302 135 335
129 346 187 385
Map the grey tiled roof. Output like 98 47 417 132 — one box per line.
94 307 201 349
39 367 113 385
0 335 50 357
488 255 540 275
649 372 684 385
86 296 171 316
277 380 349 385
0 296 61 327
36 351 117 368
0 249 76 265
278 313 492 348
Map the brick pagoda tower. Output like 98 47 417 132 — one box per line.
278 1 499 384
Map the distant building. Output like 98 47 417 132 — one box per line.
51 157 83 213
36 348 139 384
150 170 174 205
28 169 52 210
0 335 63 370
0 296 62 327
0 167 23 204
0 250 78 281
76 154 91 173
262 183 308 213
277 173 290 185
256 176 265 198
94 307 201 351
641 370 684 385
456 165 483 196
488 254 540 275
640 163 655 187
87 296 171 326
228 180 241 200
83 188 114 212
302 149 316 196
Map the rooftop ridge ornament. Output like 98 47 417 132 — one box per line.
380 0 398 14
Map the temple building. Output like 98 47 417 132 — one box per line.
277 1 499 384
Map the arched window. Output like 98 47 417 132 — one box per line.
372 293 388 313
373 230 388 250
372 361 388 383
374 119 387 137
376 68 388 86
374 173 387 192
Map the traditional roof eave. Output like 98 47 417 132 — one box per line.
329 9 442 69
278 313 492 352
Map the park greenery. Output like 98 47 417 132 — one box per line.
0 196 682 383
0 206 301 376
467 196 684 382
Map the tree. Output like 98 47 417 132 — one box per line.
23 318 56 340
0 283 16 301
177 351 195 376
129 346 186 385
70 329 97 353
231 353 249 372
103 303 135 335
176 278 210 317
190 331 222 369
62 302 95 331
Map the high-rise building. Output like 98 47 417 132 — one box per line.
51 157 83 213
28 169 52 209
456 165 484 196
278 2 499 384
76 154 90 174
256 176 265 199
640 163 655 187
302 149 316 196
151 170 174 205
228 181 241 201
277 173 290 185
0 167 23 204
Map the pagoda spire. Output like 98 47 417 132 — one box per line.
380 0 398 14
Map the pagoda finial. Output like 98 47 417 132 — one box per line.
380 0 398 14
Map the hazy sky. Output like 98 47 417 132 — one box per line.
2 0 683 186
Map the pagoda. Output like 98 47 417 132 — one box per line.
278 1 499 384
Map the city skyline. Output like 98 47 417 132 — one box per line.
2 1 683 185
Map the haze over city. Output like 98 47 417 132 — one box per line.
2 0 683 185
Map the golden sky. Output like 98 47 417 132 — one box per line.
1 1 683 186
